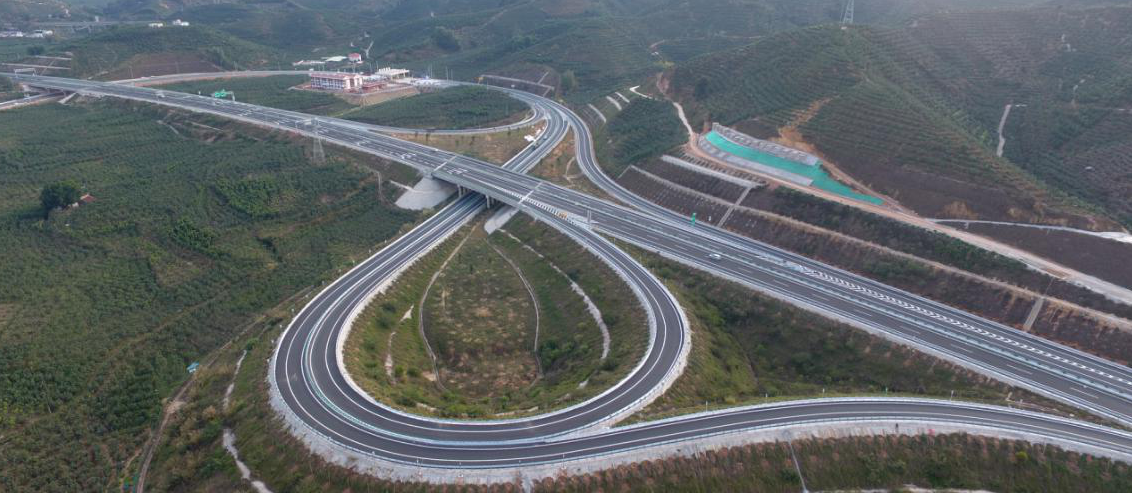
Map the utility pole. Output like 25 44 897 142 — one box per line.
841 0 855 25
311 119 326 165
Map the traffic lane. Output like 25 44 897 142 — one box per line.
591 218 1132 424
604 212 1132 401
277 196 488 439
281 112 571 441
277 103 693 440
527 186 1132 398
259 397 1132 466
446 169 1132 411
546 101 1132 390
300 208 683 441
282 122 601 441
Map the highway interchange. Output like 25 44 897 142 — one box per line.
10 72 1132 473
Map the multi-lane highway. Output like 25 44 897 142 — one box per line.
119 70 547 136
10 73 1132 473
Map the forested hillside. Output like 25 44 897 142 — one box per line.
670 4 1132 229
79 0 1067 101
60 25 282 79
0 100 419 491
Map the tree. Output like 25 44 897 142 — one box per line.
40 181 82 218
431 28 460 52
560 70 578 94
26 46 45 56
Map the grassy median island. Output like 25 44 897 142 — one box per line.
0 99 420 491
342 85 530 130
344 213 646 418
154 75 355 115
423 226 542 399
624 247 1090 424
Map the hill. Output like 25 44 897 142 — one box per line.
669 5 1132 229
57 25 282 79
79 0 1067 101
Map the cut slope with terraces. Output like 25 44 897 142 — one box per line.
670 5 1132 230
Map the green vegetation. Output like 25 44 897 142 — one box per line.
38 180 82 218
431 27 461 52
559 70 578 94
342 86 528 130
0 76 20 103
0 100 419 491
396 127 538 165
422 226 543 403
59 25 281 79
595 97 687 178
345 214 646 418
671 15 1126 227
1006 103 1132 228
628 246 1071 422
156 75 354 115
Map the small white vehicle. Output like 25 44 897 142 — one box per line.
707 253 722 261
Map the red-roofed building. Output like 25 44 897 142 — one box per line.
348 53 362 63
310 72 364 91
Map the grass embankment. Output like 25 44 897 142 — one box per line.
964 222 1132 291
593 97 687 178
0 100 419 491
345 214 645 418
530 129 619 202
742 186 1132 320
625 247 1084 423
155 75 354 115
149 316 446 492
342 86 530 130
536 433 1132 492
395 124 541 165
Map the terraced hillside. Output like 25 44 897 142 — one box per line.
670 5 1132 230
